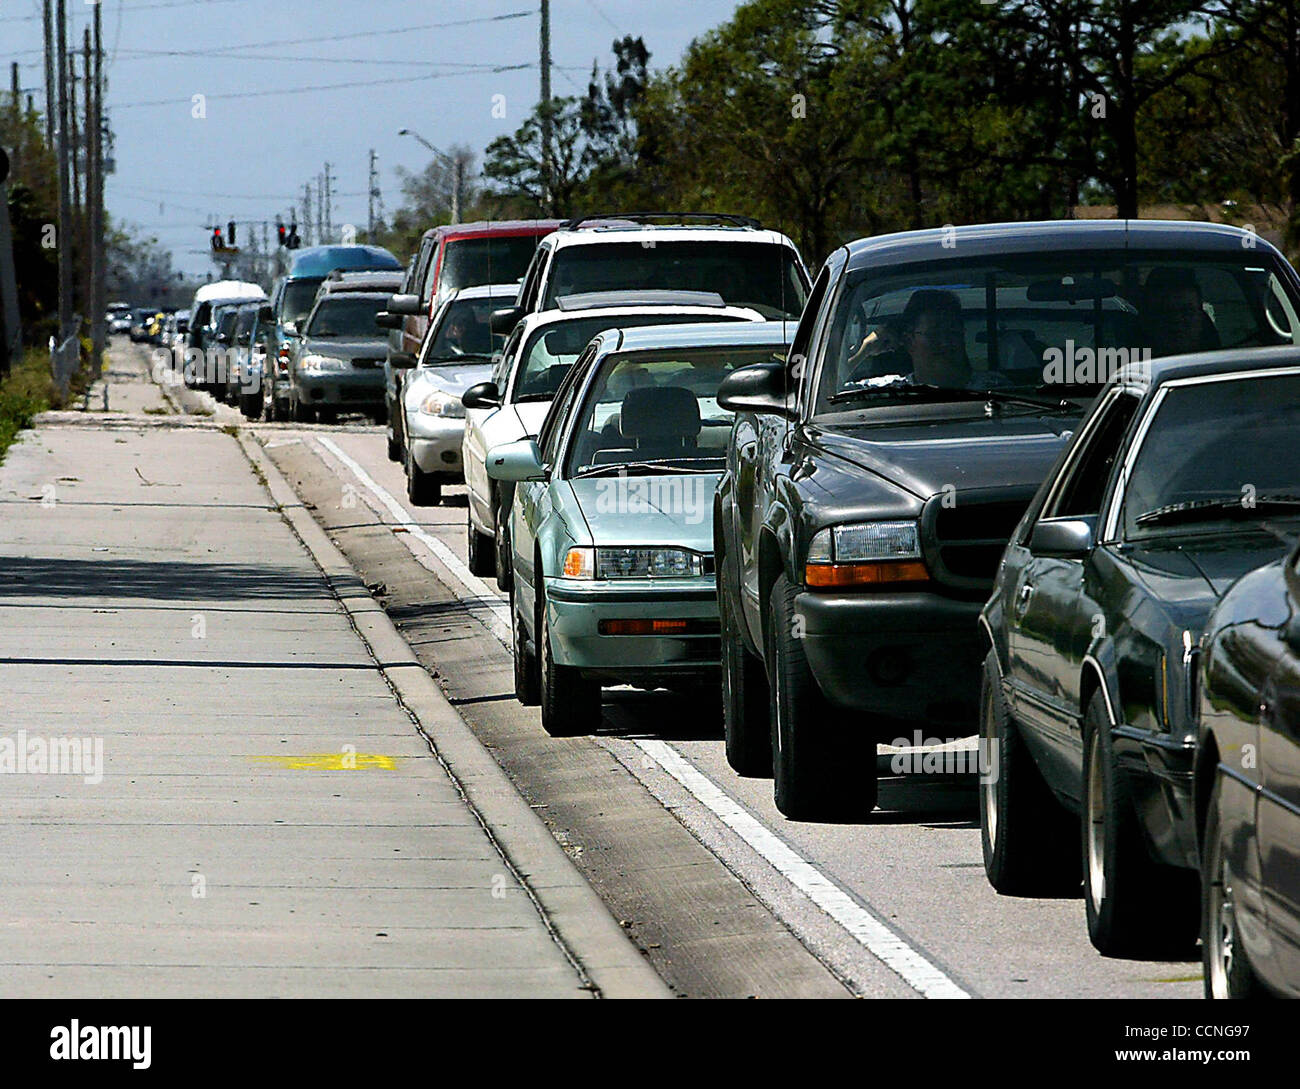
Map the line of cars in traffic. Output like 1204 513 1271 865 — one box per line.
155 208 1300 997
440 214 1300 998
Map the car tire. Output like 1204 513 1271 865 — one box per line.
1081 695 1199 957
538 592 601 737
404 449 441 506
291 398 315 424
386 429 402 462
720 556 771 777
766 573 877 820
1202 775 1265 998
467 517 496 577
510 583 540 706
238 392 261 419
318 407 338 425
979 650 1080 895
494 495 514 593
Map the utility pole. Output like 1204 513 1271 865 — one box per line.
323 162 332 243
9 63 18 108
82 28 92 328
540 0 552 213
91 0 104 378
68 55 79 251
302 182 313 248
367 149 377 240
42 0 55 147
55 0 73 355
316 173 324 244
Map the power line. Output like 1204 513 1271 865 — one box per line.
112 65 530 109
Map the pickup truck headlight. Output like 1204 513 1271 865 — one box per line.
300 354 347 374
561 546 705 579
419 391 466 419
805 520 928 589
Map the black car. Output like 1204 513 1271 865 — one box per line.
982 348 1300 958
714 220 1300 823
1199 532 1300 997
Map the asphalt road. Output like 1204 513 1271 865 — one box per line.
160 347 1203 999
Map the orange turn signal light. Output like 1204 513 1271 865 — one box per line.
598 618 691 636
804 560 929 589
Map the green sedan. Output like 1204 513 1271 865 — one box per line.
486 321 793 737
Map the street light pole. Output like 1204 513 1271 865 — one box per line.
398 129 461 225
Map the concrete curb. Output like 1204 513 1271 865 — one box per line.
235 429 671 1000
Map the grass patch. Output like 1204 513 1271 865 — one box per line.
0 349 55 461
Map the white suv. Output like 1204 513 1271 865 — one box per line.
490 214 811 335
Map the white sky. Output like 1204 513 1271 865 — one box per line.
2 0 741 275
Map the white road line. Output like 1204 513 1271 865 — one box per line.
313 435 512 647
634 739 971 999
308 431 971 1000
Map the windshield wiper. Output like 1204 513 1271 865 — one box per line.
830 382 1071 412
574 458 722 478
1135 494 1300 527
424 352 493 365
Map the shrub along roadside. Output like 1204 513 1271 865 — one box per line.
0 349 55 461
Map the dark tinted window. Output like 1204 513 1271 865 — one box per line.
1121 373 1300 538
545 242 808 319
306 296 387 337
282 278 325 326
439 236 543 295
817 254 1300 411
1045 391 1139 519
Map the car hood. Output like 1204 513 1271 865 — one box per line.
301 336 387 361
407 361 494 398
1122 532 1296 627
567 473 721 551
808 414 1079 500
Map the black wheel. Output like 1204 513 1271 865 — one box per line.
979 650 1080 895
272 397 290 422
318 407 338 425
1081 695 1200 956
405 451 441 506
1202 775 1265 998
765 574 876 820
494 493 514 593
539 591 601 737
720 555 770 776
386 428 402 462
238 392 261 419
292 398 315 424
372 406 387 426
511 583 540 706
467 517 496 577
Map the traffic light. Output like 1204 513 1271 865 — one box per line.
286 221 300 250
227 221 236 246
276 222 286 247
211 226 223 251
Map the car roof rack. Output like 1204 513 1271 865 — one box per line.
561 211 763 231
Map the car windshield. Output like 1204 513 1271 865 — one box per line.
544 241 808 319
306 296 387 337
439 236 542 295
563 344 783 476
815 253 1300 414
282 278 324 326
1120 372 1300 538
423 295 509 362
513 312 750 401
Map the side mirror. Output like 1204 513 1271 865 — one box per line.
388 293 423 316
375 311 402 330
1029 516 1096 557
490 307 522 336
717 361 796 419
389 352 417 370
485 438 546 482
282 320 298 335
462 381 500 410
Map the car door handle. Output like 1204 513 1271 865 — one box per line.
1013 580 1034 619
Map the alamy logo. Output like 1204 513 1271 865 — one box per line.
593 475 711 525
888 732 1000 784
1042 340 1152 386
50 1020 151 1069
0 731 103 784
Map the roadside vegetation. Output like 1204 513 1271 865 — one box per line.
0 349 54 461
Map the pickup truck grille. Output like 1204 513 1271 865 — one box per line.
921 489 1035 591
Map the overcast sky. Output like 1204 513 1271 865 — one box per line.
3 0 740 276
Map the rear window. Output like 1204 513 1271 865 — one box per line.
438 236 543 296
815 253 1300 413
545 241 808 319
512 312 749 401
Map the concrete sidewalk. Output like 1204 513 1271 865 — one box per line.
0 351 664 997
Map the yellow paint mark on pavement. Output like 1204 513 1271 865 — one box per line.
251 753 398 770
